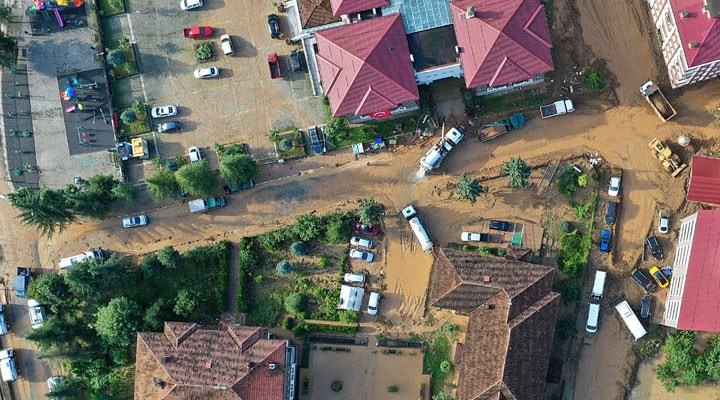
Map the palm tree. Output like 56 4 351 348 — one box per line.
502 157 532 189
456 174 485 205
8 188 74 237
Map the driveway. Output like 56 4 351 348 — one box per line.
111 0 325 163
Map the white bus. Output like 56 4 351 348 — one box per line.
614 300 647 340
59 249 104 270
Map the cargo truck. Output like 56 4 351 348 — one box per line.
401 206 433 253
477 113 525 142
13 267 30 298
639 80 676 122
189 197 227 213
268 53 283 79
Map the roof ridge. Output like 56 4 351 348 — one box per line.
138 332 178 396
498 15 554 71
522 4 552 48
432 248 465 305
689 19 720 65
355 85 398 115
316 52 344 94
507 292 559 329
489 56 532 87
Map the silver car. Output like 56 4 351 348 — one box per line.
350 236 373 249
123 215 148 228
349 249 374 262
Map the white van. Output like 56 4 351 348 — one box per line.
0 349 17 382
28 299 47 330
586 303 600 333
591 271 607 301
59 249 104 269
614 300 647 340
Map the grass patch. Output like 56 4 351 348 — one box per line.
477 90 547 114
424 332 452 396
277 132 306 159
98 0 126 17
118 107 149 135
247 295 283 326
332 114 419 148
107 47 139 80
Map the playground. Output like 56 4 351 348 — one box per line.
27 0 87 35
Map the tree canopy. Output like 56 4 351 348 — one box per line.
455 174 484 205
220 154 258 187
502 157 532 189
94 297 143 348
8 187 74 237
145 168 180 200
358 198 383 226
176 161 218 197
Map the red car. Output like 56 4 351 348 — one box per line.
354 222 380 236
183 26 213 38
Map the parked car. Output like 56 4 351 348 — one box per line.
194 67 220 79
489 220 513 231
289 50 302 71
27 299 46 329
123 215 148 228
220 34 234 55
608 176 621 196
640 295 653 319
349 249 374 262
605 201 618 225
599 229 612 253
151 105 177 118
631 269 657 292
354 223 380 236
343 272 365 283
649 266 670 288
350 236 373 249
461 232 490 242
188 146 202 163
166 161 179 171
268 14 280 38
157 121 181 133
182 26 212 38
658 212 669 234
223 181 254 194
180 0 203 10
646 236 664 260
367 292 380 315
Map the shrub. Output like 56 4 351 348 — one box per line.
439 360 452 373
120 110 136 124
441 322 457 334
282 316 294 330
106 49 126 67
196 43 213 61
358 198 384 226
254 275 263 284
338 310 359 324
331 380 343 392
292 213 323 241
131 100 145 116
559 221 574 234
319 255 329 268
560 280 581 304
290 241 308 257
259 228 290 251
478 246 493 256
555 316 576 342
284 293 306 315
322 211 355 243
267 129 280 143
558 167 581 200
502 157 531 189
556 230 591 276
578 174 589 187
387 385 399 393
496 248 506 257
276 260 292 275
582 67 607 91
278 138 293 151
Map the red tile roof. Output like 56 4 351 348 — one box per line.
329 0 390 17
677 210 720 331
298 0 341 29
670 0 720 67
450 0 554 89
316 15 419 117
134 322 288 399
687 155 720 205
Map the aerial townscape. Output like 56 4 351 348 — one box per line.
0 0 719 398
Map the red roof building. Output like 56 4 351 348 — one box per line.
450 0 554 90
687 155 720 205
134 322 295 399
316 14 419 117
329 0 389 16
646 0 720 87
663 210 720 331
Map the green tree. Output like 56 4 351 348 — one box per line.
278 139 293 151
106 49 127 67
8 187 74 237
144 298 172 331
0 5 11 24
157 246 182 269
358 198 383 226
284 293 306 315
0 32 17 68
322 212 354 243
87 174 116 199
292 213 323 241
176 161 218 197
219 154 258 187
120 110 136 125
26 273 69 305
145 168 180 201
267 129 281 143
290 241 308 257
65 189 111 220
455 174 485 205
325 117 349 140
173 289 198 317
432 391 453 400
276 260 292 275
111 181 140 204
94 297 143 348
140 253 162 279
502 157 532 189
46 377 86 399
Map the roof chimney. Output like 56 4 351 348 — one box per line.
205 361 213 369
689 40 699 48
466 6 475 19
483 275 491 282
680 10 689 17
162 356 173 364
268 363 279 370
154 378 166 389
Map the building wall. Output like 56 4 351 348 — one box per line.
415 63 464 85
473 75 545 96
663 212 698 328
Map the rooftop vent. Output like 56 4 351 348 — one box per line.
483 275 491 282
466 6 475 19
689 40 699 48
162 356 172 364
455 46 460 54
410 54 415 63
389 46 395 52
154 378 166 389
268 363 279 370
205 361 213 369
680 10 689 17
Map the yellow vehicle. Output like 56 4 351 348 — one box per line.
649 266 669 288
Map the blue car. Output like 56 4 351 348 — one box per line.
599 229 612 253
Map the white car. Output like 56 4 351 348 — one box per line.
123 215 148 228
180 0 203 10
151 105 177 119
350 236 373 249
608 176 621 197
658 212 669 234
47 376 62 397
343 272 365 283
349 249 374 262
194 67 219 79
461 232 488 242
28 299 46 330
367 292 380 315
220 34 234 55
189 146 202 163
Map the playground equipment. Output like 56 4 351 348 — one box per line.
28 0 85 27
21 130 32 137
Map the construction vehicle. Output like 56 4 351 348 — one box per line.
648 138 687 177
477 113 525 142
640 81 676 122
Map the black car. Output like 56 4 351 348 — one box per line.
605 201 618 225
489 220 513 232
289 50 302 71
268 14 280 39
640 294 653 319
158 121 181 133
646 236 664 260
631 269 657 293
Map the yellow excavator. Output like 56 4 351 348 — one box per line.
648 138 687 177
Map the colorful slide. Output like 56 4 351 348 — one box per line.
53 7 63 26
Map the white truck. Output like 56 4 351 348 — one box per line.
614 300 647 340
0 348 17 382
59 249 105 270
591 271 607 301
540 99 575 119
401 206 433 253
419 127 464 172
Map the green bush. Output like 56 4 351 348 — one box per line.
259 228 290 251
578 174 589 187
237 244 258 313
331 380 343 392
478 246 493 256
556 231 591 276
276 260 293 275
558 168 581 200
196 43 213 61
292 322 358 336
282 316 294 330
106 49 126 67
555 316 576 342
559 221 574 234
338 310 359 324
560 280 581 304
292 213 323 241
319 255 329 268
582 67 607 91
120 110 136 124
290 241 308 257
439 360 452 373
322 211 355 243
284 293 306 315
278 138 293 151
387 385 399 393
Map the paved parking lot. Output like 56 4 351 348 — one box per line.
111 0 325 165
